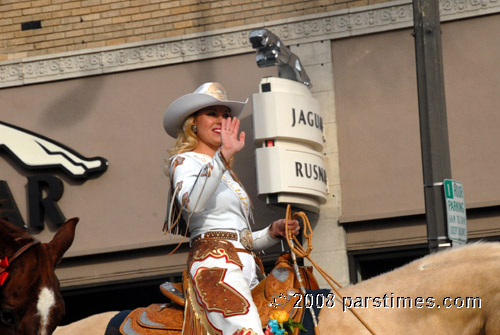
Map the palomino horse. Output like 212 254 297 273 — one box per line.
318 242 500 334
0 218 78 335
54 242 500 335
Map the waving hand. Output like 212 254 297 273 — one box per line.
220 117 245 161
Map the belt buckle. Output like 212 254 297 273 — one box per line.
240 229 253 250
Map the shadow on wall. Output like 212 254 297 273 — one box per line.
39 76 105 129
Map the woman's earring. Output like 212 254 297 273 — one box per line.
191 125 197 133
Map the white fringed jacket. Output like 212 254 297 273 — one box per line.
168 149 278 252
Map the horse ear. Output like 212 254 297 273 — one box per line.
47 217 79 266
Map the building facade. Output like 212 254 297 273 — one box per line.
2 0 500 323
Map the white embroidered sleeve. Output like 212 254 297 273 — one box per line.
171 150 228 214
252 225 279 251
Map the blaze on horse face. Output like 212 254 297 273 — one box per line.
0 218 78 335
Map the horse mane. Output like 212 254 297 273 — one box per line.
0 219 32 251
414 241 500 270
363 241 500 284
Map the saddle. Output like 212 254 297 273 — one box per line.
119 252 319 335
119 303 184 335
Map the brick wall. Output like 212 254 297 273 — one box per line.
0 0 393 61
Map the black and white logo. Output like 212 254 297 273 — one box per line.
0 121 108 229
0 121 107 178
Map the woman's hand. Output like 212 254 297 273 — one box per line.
220 117 245 161
269 218 300 239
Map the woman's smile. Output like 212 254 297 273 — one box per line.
193 106 231 155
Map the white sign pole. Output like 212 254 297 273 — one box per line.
444 179 467 247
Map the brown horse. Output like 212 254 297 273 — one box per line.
0 218 78 335
55 242 500 335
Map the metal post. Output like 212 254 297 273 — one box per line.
412 0 452 252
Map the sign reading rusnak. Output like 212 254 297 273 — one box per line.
0 121 108 229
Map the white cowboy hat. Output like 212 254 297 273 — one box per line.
163 82 248 138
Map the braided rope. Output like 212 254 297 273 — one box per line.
284 204 377 335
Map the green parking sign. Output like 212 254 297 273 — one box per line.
444 179 467 247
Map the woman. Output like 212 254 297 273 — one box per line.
163 82 300 335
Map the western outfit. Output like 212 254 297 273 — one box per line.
169 149 278 335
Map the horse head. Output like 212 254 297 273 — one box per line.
0 218 78 335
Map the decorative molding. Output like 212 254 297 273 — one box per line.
1 0 499 88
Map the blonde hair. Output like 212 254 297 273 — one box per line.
168 116 198 157
163 116 197 177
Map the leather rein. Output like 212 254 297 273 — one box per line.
0 238 41 284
